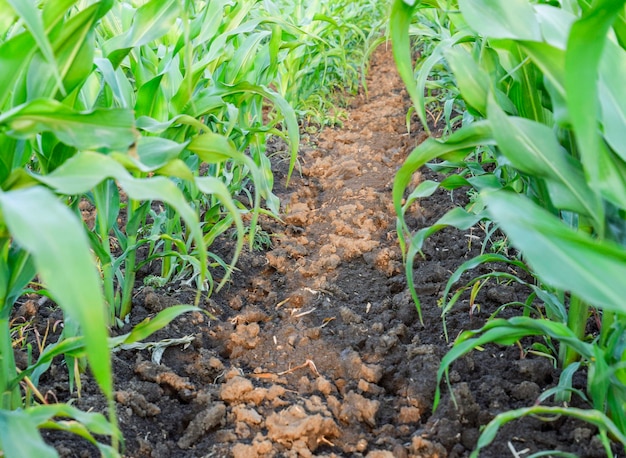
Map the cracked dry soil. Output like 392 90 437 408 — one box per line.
36 47 625 457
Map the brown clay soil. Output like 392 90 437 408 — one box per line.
22 47 625 457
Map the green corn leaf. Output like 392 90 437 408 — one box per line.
31 305 204 385
435 316 594 410
482 191 626 313
187 132 241 164
6 0 65 97
135 115 207 134
27 337 87 387
0 99 136 150
412 30 473 134
49 5 99 96
405 180 441 202
104 0 181 68
520 41 566 99
0 186 112 396
588 345 612 413
135 74 166 120
458 0 541 41
135 136 187 171
390 0 421 117
566 0 626 210
486 94 603 227
393 121 495 235
41 0 81 28
0 0 16 35
93 179 120 234
186 133 252 231
93 57 133 108
497 40 547 123
5 248 36 309
186 133 266 233
27 3 107 100
471 405 626 458
34 404 118 437
36 151 208 290
533 4 575 50
212 81 300 185
445 45 490 116
599 40 626 163
0 32 36 108
110 305 202 346
27 404 119 458
192 0 230 44
196 176 245 290
42 421 118 458
405 208 488 322
223 31 272 84
0 409 58 458
408 208 488 258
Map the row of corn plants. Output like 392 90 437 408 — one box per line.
0 0 385 456
391 0 626 455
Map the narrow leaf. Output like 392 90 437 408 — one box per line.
0 410 58 458
458 0 541 41
0 187 112 396
483 191 626 313
0 99 135 150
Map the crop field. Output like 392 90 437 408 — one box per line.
1 0 626 457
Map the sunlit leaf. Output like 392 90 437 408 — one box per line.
0 99 135 150
458 0 541 41
483 191 626 314
0 187 112 396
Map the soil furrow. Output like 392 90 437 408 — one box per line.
42 47 619 458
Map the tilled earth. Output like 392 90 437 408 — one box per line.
32 48 624 457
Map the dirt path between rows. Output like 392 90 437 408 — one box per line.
43 47 622 458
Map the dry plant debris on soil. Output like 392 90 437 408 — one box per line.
34 48 621 458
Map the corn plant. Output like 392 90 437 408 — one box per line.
0 0 260 454
263 0 387 124
0 0 389 455
391 0 626 453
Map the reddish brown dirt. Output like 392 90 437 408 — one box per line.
30 48 625 457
